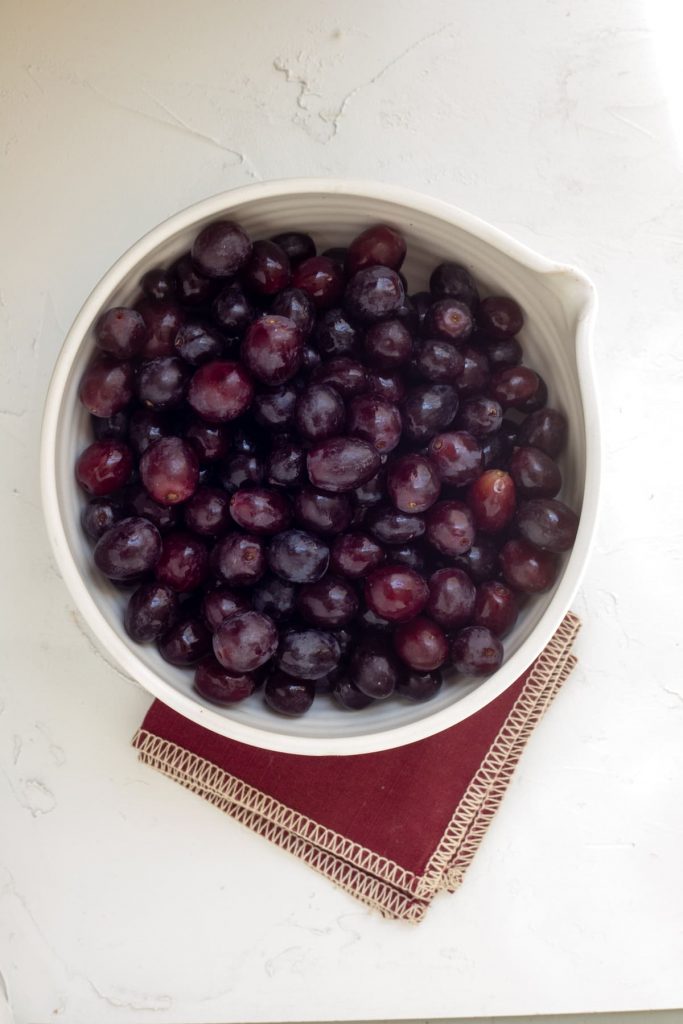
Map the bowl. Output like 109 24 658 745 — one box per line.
40 178 599 756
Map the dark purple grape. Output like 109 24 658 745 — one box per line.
218 453 264 493
311 357 368 397
481 430 513 470
477 296 523 339
428 430 483 487
347 395 401 454
451 625 503 675
394 295 419 334
363 319 413 369
253 384 298 429
394 616 448 672
307 437 380 493
455 346 490 397
298 575 358 628
191 220 252 278
187 360 254 422
183 486 231 537
366 505 425 545
136 298 184 358
184 417 230 462
313 308 358 358
344 266 405 324
212 282 255 338
416 339 465 382
467 469 516 533
452 536 499 584
81 496 124 540
473 581 518 637
322 246 347 267
515 498 579 552
267 442 305 488
137 356 189 410
410 291 433 334
425 298 473 344
277 629 340 679
212 532 266 586
159 616 212 666
126 483 178 531
517 407 567 458
389 544 425 573
242 240 290 296
429 262 478 307
366 370 406 404
353 466 386 506
140 437 199 505
402 384 459 443
509 446 561 498
127 408 169 457
346 224 406 275
333 677 374 710
271 287 315 337
94 517 161 580
79 357 133 417
350 635 400 699
174 322 224 365
264 672 315 715
251 575 297 624
124 582 178 642
231 426 264 456
499 538 559 593
230 487 292 534
485 336 523 370
490 367 543 410
96 307 147 359
241 315 303 385
427 567 476 629
397 670 442 702
91 410 129 441
76 440 133 496
173 253 217 306
293 488 352 535
292 256 345 310
457 397 503 437
202 588 250 631
155 531 209 592
267 529 329 583
387 454 441 513
213 610 278 672
140 268 175 302
425 501 475 556
271 231 316 266
295 384 345 441
195 657 257 704
364 565 429 623
330 531 384 579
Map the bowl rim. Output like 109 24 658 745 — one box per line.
40 177 600 756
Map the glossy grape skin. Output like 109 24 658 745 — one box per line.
509 446 562 498
394 616 448 672
267 529 329 583
96 307 147 359
364 565 429 623
140 268 175 302
242 240 290 296
187 360 254 422
517 407 568 458
402 384 459 443
387 454 441 513
366 370 406 404
297 575 358 628
292 256 345 309
137 356 189 410
277 629 340 679
230 487 292 534
451 625 503 675
330 531 384 579
251 575 297 624
267 442 305 489
155 531 209 592
390 544 425 573
184 417 230 462
485 336 523 370
455 347 491 398
212 281 255 338
271 231 316 266
397 670 443 702
295 384 345 441
425 298 473 344
76 440 133 496
173 323 224 366
499 538 559 593
481 430 513 471
426 567 476 629
473 581 518 637
477 296 523 339
367 505 425 545
241 315 303 385
347 395 402 453
212 532 266 586
202 588 250 632
79 357 133 418
81 496 124 540
264 672 315 716
271 287 316 337
94 517 161 580
181 487 230 537
427 430 483 487
219 453 264 493
429 262 479 307
194 657 257 705
457 397 503 437
425 501 475 556
213 610 278 673
363 318 413 369
345 224 406 275
311 357 368 397
140 437 199 505
353 466 386 506
124 582 178 642
91 409 129 442
344 266 405 324
191 219 252 278
350 634 401 699
173 253 217 306
125 484 177 531
452 536 500 584
293 488 352 535
136 298 185 359
416 339 464 382
126 407 167 457
253 384 298 430
333 677 375 710
314 308 359 358
307 437 380 493
490 367 543 410
515 498 579 552
159 616 212 666
467 469 517 533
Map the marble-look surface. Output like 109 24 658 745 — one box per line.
1 0 682 1021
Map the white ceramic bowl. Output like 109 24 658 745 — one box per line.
41 179 599 756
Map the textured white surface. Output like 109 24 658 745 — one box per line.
1 1 682 1022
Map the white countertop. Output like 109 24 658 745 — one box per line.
1 0 682 1021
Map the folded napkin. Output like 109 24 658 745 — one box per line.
133 612 579 922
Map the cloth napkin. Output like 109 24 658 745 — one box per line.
133 612 580 922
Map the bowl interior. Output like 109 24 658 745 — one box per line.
48 185 591 752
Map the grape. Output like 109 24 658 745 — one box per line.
191 220 252 278
94 517 161 580
426 568 476 628
155 531 209 592
451 625 503 675
387 454 441 513
307 437 380 493
195 657 257 705
242 315 303 385
79 357 133 418
515 498 579 552
213 611 278 673
277 629 340 679
124 582 178 642
499 538 559 593
96 307 146 359
364 565 429 622
394 616 448 672
345 224 406 274
140 437 199 505
264 672 315 715
76 440 133 496
159 616 212 666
